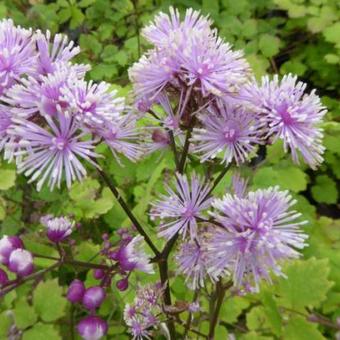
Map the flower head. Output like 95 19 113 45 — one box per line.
60 79 125 127
117 235 154 274
3 64 80 118
240 74 327 169
77 315 108 340
142 7 211 48
175 239 210 289
95 113 142 162
206 186 308 291
67 279 85 304
41 215 74 242
124 283 163 340
177 34 250 97
129 49 179 101
11 112 99 191
82 286 106 310
0 235 23 265
192 100 263 165
35 30 89 77
8 248 34 277
0 19 37 94
150 173 212 240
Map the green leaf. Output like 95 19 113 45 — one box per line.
323 22 340 44
14 299 37 330
220 296 250 323
23 323 61 340
259 34 280 57
0 311 11 338
246 54 270 78
246 306 270 331
70 6 84 29
276 258 333 310
253 165 308 192
0 169 16 190
260 290 282 336
33 279 67 322
74 241 100 262
311 175 338 204
283 316 325 340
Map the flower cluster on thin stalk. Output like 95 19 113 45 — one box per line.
0 19 142 191
124 282 164 339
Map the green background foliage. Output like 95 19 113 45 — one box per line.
0 0 339 339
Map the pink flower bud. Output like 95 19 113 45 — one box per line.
0 235 23 265
8 249 34 276
82 286 106 310
77 315 108 340
67 279 85 304
116 277 128 291
93 269 105 280
0 268 8 286
41 216 74 243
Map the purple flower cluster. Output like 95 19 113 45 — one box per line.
0 19 141 191
130 7 326 169
130 7 249 101
206 185 308 292
124 282 164 339
0 235 34 281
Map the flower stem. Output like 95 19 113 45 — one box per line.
96 166 160 256
208 281 231 339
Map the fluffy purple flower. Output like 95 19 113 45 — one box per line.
11 112 99 191
0 105 17 160
41 215 74 242
150 173 212 240
77 315 108 340
8 248 34 276
3 65 79 118
142 7 211 48
67 279 86 304
118 235 154 274
177 33 250 97
0 268 8 286
206 186 308 291
60 79 125 127
175 239 211 289
124 283 163 339
0 19 37 95
0 235 23 265
129 49 179 100
95 114 142 162
82 286 106 310
35 30 89 76
192 101 263 165
240 74 327 169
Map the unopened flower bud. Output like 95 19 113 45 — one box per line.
116 277 129 291
77 315 108 340
0 268 8 286
82 286 106 310
93 269 105 280
67 279 85 303
8 249 34 276
0 235 23 265
41 216 74 243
